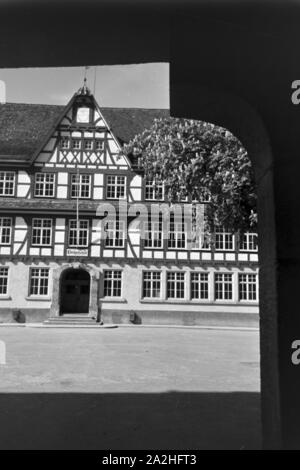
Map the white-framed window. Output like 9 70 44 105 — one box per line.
105 220 125 247
72 138 81 150
144 179 164 201
142 271 161 298
0 217 12 245
32 219 52 246
239 273 258 301
239 232 258 252
70 174 91 199
103 270 122 297
144 220 163 248
69 219 89 247
0 267 9 295
60 137 70 149
106 175 126 199
95 140 104 151
168 220 186 249
29 267 49 296
34 173 55 198
191 272 209 300
0 171 15 196
215 273 233 300
84 139 93 150
215 227 234 251
167 272 185 299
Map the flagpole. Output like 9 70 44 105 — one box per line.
76 167 80 247
93 66 97 96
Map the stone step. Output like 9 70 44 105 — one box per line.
44 315 98 325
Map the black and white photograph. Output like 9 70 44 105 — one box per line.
0 0 298 453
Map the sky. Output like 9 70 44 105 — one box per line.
0 63 169 109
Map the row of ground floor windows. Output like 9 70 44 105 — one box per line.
0 267 258 302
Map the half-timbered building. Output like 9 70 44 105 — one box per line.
0 83 259 326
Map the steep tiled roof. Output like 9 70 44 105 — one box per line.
0 102 169 162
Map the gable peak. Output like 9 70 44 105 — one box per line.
77 77 92 97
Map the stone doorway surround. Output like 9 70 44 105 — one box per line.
49 263 99 319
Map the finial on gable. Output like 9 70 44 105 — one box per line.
77 67 92 96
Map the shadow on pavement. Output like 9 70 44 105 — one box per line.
0 391 261 449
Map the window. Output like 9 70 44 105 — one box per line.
34 173 55 197
144 220 162 248
71 174 91 199
0 218 12 245
69 220 89 247
215 273 233 300
167 272 185 299
105 220 125 247
60 137 70 149
95 140 104 151
215 227 234 251
191 272 209 300
239 273 258 301
103 270 122 297
106 175 126 199
239 232 258 251
72 138 81 150
32 219 52 246
29 268 49 296
84 139 93 150
0 267 8 295
144 179 164 201
0 172 15 196
168 219 186 249
143 271 161 298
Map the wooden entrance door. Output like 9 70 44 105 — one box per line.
60 268 90 314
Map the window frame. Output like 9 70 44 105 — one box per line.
144 178 164 201
104 220 125 248
106 175 126 200
239 232 258 252
103 269 122 298
70 173 92 199
29 267 50 297
68 219 90 248
142 271 162 299
166 271 186 299
239 273 258 302
214 272 233 301
167 220 187 250
34 172 56 198
190 272 209 300
31 218 53 247
0 171 16 197
215 227 235 251
0 217 12 245
0 267 9 296
143 220 163 249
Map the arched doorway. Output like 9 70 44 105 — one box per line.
60 268 90 315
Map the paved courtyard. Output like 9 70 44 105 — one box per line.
0 326 261 449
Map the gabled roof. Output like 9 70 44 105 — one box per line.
0 102 169 162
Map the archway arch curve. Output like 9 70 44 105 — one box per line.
50 263 99 319
170 84 280 448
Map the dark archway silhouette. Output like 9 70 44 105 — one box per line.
59 268 90 315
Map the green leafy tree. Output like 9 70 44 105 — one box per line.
122 117 257 235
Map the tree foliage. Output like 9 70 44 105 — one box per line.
122 117 257 234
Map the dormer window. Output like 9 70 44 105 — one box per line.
72 139 81 150
95 140 104 151
60 137 70 149
84 139 93 150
